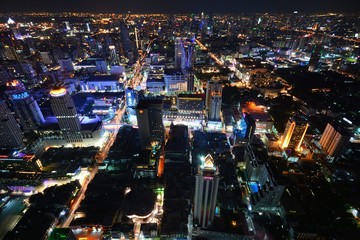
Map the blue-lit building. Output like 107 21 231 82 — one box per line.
125 87 138 108
11 91 45 131
236 112 256 139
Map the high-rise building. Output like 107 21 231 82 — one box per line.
50 87 82 143
206 79 222 121
174 38 183 69
10 91 45 131
194 154 219 228
206 79 222 109
0 101 24 149
281 117 309 150
238 112 256 139
136 98 164 149
174 38 195 92
180 39 195 70
208 95 222 121
319 122 351 157
308 44 322 72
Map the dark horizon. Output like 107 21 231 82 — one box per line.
1 0 359 14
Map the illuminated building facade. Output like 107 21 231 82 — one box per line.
136 98 164 149
177 93 204 120
208 95 222 122
11 91 45 131
194 154 219 228
125 87 138 108
0 101 24 149
49 87 83 143
238 112 256 139
206 79 222 109
0 152 43 173
174 37 195 70
281 117 309 150
308 44 322 72
319 122 351 157
164 69 188 93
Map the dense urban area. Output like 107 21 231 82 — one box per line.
0 11 359 240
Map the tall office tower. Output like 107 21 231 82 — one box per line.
205 79 222 109
10 91 45 131
181 39 195 70
174 37 183 69
120 21 135 62
174 37 195 70
208 95 222 121
58 58 75 72
239 112 256 139
308 44 322 72
0 101 24 149
136 98 164 149
194 154 219 228
319 122 351 157
281 117 309 150
50 87 83 143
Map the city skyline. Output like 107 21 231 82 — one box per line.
0 8 359 240
1 0 360 13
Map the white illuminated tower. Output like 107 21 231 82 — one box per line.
50 87 83 143
0 101 24 149
194 154 219 228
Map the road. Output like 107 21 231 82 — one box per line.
195 39 224 66
60 41 153 228
0 197 27 239
61 164 98 227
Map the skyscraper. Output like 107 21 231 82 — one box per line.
319 122 351 157
174 38 195 92
194 154 219 228
206 79 222 109
0 101 24 149
281 117 309 150
11 91 45 131
206 79 222 121
308 44 322 72
174 37 183 69
136 98 164 149
50 87 83 143
180 39 195 70
208 95 222 121
239 112 256 139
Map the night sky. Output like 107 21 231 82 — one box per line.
1 0 359 13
